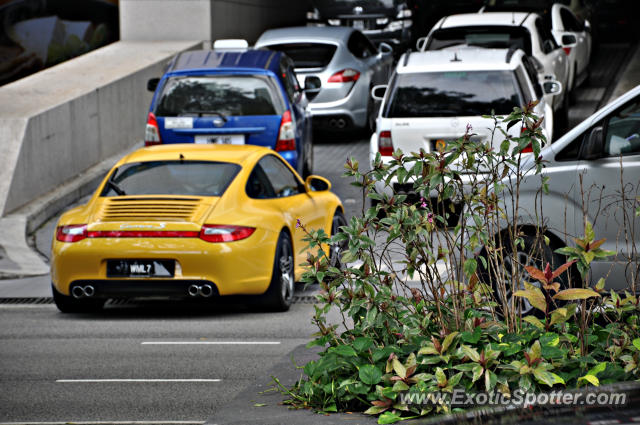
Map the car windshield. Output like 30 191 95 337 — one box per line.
427 27 532 55
101 161 241 197
264 43 337 69
384 70 522 118
155 76 282 117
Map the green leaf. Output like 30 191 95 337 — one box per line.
378 411 403 424
513 288 547 312
633 338 640 351
523 315 545 330
333 345 357 357
418 345 439 356
472 364 484 383
392 380 410 391
364 405 387 415
461 345 480 362
464 258 477 277
587 362 607 377
359 364 383 385
253 403 267 407
530 340 542 361
533 368 565 387
578 374 599 386
353 337 374 352
553 288 601 301
435 367 447 387
441 331 459 353
393 358 407 379
461 327 481 344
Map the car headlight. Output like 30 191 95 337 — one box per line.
306 8 320 20
376 17 389 25
328 18 341 26
385 20 404 32
396 8 412 19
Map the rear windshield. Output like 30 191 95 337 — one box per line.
264 43 337 69
101 161 240 197
384 71 522 118
427 27 532 55
154 76 283 117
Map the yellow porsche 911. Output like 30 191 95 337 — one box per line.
51 144 345 313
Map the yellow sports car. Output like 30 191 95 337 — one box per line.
51 144 345 313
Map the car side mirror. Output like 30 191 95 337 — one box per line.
147 78 160 92
416 36 427 51
543 80 563 95
378 42 393 55
580 126 603 160
305 175 331 192
371 84 387 101
561 34 577 46
304 76 321 92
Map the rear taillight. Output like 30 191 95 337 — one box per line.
378 130 393 156
328 68 360 83
145 112 162 146
56 224 87 242
275 110 296 151
562 47 571 56
199 225 255 243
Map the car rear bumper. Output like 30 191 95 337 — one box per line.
51 228 278 297
307 81 368 129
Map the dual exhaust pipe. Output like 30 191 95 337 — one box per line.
328 118 347 129
72 285 95 299
188 284 214 298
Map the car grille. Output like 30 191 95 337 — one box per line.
334 15 386 30
98 198 204 222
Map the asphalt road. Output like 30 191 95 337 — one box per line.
0 42 633 424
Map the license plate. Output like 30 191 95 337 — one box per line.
195 134 244 145
107 260 175 278
352 19 364 30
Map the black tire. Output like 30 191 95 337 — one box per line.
262 232 295 312
52 284 104 313
329 210 348 269
479 233 571 317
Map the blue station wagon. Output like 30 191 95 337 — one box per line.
146 44 313 177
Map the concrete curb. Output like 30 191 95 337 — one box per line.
0 144 138 279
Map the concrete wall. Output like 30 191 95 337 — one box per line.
0 40 202 216
120 0 310 43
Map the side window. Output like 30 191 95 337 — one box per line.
522 57 543 99
556 130 588 161
560 8 582 32
347 31 376 59
279 60 296 102
604 100 640 156
246 164 275 199
535 17 558 54
258 155 303 198
515 66 533 105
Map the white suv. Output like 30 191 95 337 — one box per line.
369 47 561 198
417 12 571 127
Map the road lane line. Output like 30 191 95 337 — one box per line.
55 379 221 383
141 341 281 345
0 422 205 425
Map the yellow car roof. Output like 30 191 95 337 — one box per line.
119 144 271 166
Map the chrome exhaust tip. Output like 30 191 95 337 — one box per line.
188 284 200 297
83 285 95 297
200 284 213 298
71 286 85 299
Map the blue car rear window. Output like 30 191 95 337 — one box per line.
101 161 240 197
155 75 283 117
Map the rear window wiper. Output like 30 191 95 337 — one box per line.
107 180 126 196
179 111 228 121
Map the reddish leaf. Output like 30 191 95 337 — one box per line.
552 260 577 279
525 265 547 283
544 263 553 284
589 238 606 251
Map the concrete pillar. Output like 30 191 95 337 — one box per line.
119 0 310 44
